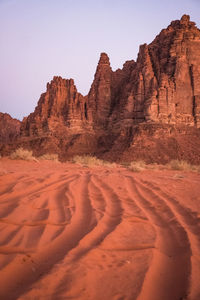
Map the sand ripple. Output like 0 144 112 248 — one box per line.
0 159 200 300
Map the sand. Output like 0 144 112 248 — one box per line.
0 158 200 300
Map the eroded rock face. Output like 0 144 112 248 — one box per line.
88 53 136 130
147 15 200 126
109 15 200 129
0 113 21 144
2 15 200 163
21 77 91 137
87 53 113 128
87 15 200 132
21 14 200 138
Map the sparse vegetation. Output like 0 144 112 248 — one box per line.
127 161 158 172
10 148 37 161
8 150 200 173
167 160 197 171
128 161 147 172
72 155 116 168
10 149 60 162
39 153 59 162
127 159 200 173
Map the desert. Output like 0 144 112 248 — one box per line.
1 11 200 300
0 157 200 300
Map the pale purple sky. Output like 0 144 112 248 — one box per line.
0 0 199 120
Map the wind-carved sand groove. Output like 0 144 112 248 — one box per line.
0 171 96 299
125 176 195 300
0 160 200 300
17 174 125 299
138 178 200 300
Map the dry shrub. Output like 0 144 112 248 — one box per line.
10 148 37 161
168 160 195 171
39 153 59 162
147 163 158 170
72 155 116 168
173 173 185 179
129 161 147 172
128 161 158 172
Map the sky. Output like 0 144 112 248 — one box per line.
0 0 200 120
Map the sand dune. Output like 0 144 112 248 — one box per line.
0 159 200 300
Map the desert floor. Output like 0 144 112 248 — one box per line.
0 158 200 300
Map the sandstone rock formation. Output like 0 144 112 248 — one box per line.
21 77 90 137
1 15 200 163
109 14 200 129
0 113 21 144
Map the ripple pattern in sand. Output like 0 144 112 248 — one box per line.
0 162 200 300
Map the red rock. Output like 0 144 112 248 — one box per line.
1 15 200 164
87 52 113 128
145 14 200 126
21 76 91 137
0 113 21 144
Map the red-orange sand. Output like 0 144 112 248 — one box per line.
0 158 200 300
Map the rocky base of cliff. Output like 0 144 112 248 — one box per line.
108 123 200 165
1 123 200 165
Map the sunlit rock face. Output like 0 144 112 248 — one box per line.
110 14 200 128
2 15 200 163
21 76 90 137
143 14 200 127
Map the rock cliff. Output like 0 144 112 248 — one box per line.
110 14 200 129
1 15 200 163
21 76 90 137
0 113 21 144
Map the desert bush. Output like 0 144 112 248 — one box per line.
128 160 147 172
192 164 200 173
10 148 37 161
72 155 116 168
39 153 59 162
127 161 158 172
168 160 195 171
